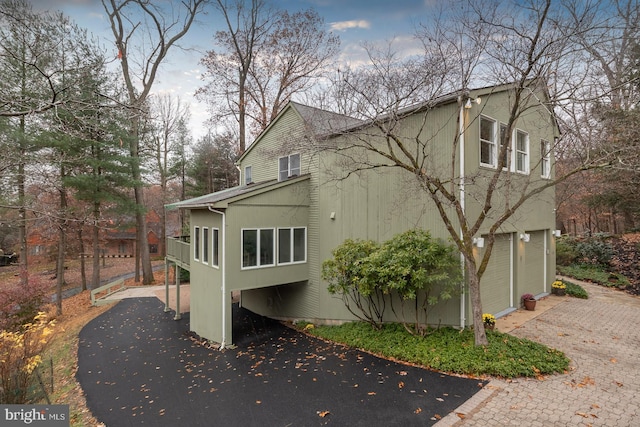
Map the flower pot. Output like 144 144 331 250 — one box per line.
523 298 536 311
485 324 495 330
552 288 566 296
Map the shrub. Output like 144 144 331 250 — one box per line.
322 239 384 328
323 230 461 334
575 237 613 267
556 237 578 266
0 271 50 331
563 281 588 299
369 229 461 335
0 312 55 403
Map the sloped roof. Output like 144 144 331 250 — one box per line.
166 174 310 210
239 101 363 162
288 101 364 137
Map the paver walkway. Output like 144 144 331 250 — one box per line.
437 281 640 426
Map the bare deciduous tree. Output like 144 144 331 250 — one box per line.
102 0 205 284
144 94 191 256
198 0 339 153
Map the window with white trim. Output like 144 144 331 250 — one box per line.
242 228 275 268
480 116 497 168
515 130 529 174
202 227 209 264
212 228 219 267
499 123 509 169
244 165 252 185
278 227 306 264
278 153 301 181
540 139 551 179
194 226 200 261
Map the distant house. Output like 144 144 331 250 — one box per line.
26 230 50 262
102 210 162 257
166 82 559 347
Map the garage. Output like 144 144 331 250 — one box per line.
521 230 548 296
478 233 513 316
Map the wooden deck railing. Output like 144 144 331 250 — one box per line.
166 236 190 270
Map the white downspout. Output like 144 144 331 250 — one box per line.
209 206 227 349
544 230 548 293
510 233 514 307
458 97 466 330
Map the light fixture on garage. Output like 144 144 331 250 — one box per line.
473 237 485 248
520 233 531 242
554 230 561 237
464 97 482 109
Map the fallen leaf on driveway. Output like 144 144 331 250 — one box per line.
317 411 330 418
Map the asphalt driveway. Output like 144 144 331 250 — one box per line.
77 298 486 426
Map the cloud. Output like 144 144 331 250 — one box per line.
330 20 371 31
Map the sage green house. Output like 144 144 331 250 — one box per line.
166 82 559 347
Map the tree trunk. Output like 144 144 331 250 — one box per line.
17 116 28 286
238 69 246 154
132 139 154 285
55 172 67 315
465 257 489 346
91 202 100 290
78 227 87 291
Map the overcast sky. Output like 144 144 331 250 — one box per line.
29 0 435 139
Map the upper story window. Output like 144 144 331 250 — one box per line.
515 130 529 174
244 165 252 185
541 139 551 179
499 123 509 169
480 116 497 168
278 153 300 181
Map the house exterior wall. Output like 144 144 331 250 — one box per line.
188 210 225 344
187 178 310 343
239 90 557 329
241 107 312 184
183 87 558 344
461 87 557 320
